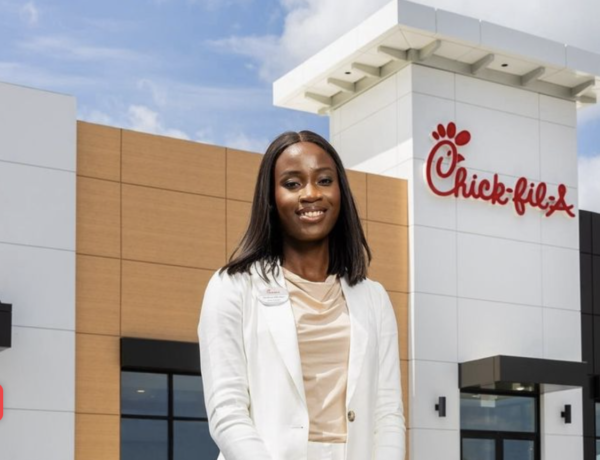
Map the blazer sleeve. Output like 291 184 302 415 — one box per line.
372 282 406 460
198 270 274 460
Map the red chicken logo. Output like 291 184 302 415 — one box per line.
425 122 575 218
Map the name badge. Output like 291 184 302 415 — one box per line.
258 287 289 306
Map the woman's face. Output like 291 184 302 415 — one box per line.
273 141 341 246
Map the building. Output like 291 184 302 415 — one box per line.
0 1 599 459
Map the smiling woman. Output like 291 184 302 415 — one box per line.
198 130 406 460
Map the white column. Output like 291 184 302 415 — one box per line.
0 81 77 460
332 63 582 459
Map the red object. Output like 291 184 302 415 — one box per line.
425 122 575 218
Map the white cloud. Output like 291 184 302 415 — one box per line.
0 61 96 90
224 132 269 153
20 1 39 26
134 77 271 113
137 78 168 107
209 0 390 81
187 0 253 10
18 36 144 62
127 105 191 140
578 154 600 213
82 109 116 126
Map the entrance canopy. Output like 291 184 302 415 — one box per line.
459 355 589 393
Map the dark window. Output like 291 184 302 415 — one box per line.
121 371 219 460
461 390 539 460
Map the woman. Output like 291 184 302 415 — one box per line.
198 130 405 460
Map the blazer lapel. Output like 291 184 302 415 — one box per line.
341 277 370 407
251 264 307 407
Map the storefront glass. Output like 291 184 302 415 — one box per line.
461 392 538 460
121 371 219 460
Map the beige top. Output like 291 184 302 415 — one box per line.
282 267 351 443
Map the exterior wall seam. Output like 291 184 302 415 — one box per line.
0 240 75 253
409 223 551 247
120 181 228 200
0 158 77 174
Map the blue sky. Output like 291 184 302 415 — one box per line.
0 0 598 210
0 0 331 151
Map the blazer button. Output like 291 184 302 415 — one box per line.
347 410 356 422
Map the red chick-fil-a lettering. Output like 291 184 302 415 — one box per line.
425 122 575 218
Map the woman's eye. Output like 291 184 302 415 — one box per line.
283 181 300 189
319 177 333 185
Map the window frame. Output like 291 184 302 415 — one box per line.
119 338 216 460
460 388 541 460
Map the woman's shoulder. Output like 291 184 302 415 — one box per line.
206 267 252 290
345 275 386 295
206 262 275 291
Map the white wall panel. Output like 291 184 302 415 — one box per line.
540 201 579 250
0 326 75 412
330 107 341 137
457 298 543 362
542 434 583 460
542 246 580 311
397 93 413 165
381 158 413 182
412 65 455 100
356 1 399 49
0 242 75 330
412 293 457 362
0 409 74 460
480 22 566 69
397 0 436 33
436 10 480 45
339 75 396 132
411 360 459 430
410 428 460 460
455 74 539 118
539 95 577 127
411 92 455 161
0 161 75 250
396 65 412 99
542 388 583 436
0 82 75 171
540 121 578 188
455 102 540 180
412 225 456 296
543 308 581 361
456 169 542 243
412 159 456 230
339 103 398 173
457 233 542 306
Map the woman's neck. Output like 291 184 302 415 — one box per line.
281 238 330 282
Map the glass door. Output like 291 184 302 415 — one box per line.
503 439 534 460
462 437 495 460
460 390 539 460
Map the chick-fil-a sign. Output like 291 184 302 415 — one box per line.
425 122 575 218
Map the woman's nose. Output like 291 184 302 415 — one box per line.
300 183 322 201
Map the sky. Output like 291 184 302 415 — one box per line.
0 0 598 212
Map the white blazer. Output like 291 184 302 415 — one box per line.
198 262 406 460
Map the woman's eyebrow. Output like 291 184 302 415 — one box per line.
280 166 334 177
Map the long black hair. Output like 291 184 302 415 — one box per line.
221 130 371 286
